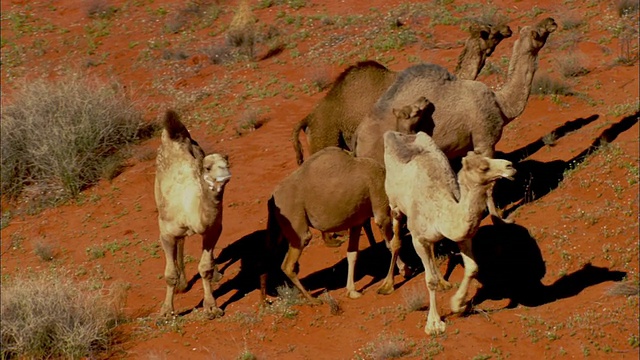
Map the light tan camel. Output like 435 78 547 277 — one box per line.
382 131 516 334
154 110 231 318
292 23 513 165
364 17 556 222
261 147 394 302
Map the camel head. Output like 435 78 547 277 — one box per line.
393 96 431 134
519 17 557 56
460 151 516 186
203 153 231 193
470 23 513 57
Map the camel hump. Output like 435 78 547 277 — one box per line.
164 109 192 142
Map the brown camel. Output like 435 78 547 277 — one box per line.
292 23 513 165
261 147 394 302
154 110 231 318
362 17 556 222
382 131 516 334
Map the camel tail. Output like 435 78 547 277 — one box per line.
292 115 309 166
164 109 192 142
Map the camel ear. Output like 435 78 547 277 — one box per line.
416 96 429 111
393 107 410 119
468 23 480 36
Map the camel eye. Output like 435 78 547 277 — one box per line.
479 165 489 172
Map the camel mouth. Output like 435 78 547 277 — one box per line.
216 175 232 183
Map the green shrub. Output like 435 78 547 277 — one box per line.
1 75 144 202
1 272 126 359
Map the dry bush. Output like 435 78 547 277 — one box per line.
206 42 234 64
1 272 126 359
0 75 144 203
531 73 573 96
235 109 268 135
85 0 116 19
319 291 343 315
226 0 257 59
33 238 56 261
401 284 426 312
556 53 589 78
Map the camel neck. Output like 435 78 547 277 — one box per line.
495 41 537 122
439 176 487 241
454 42 484 80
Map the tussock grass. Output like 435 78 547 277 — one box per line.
1 272 126 359
1 75 145 203
531 73 573 96
556 53 589 78
401 284 426 312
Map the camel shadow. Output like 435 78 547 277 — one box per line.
299 239 420 296
180 230 289 313
493 111 639 217
470 223 627 308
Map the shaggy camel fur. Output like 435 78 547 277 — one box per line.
154 110 231 318
365 18 556 221
261 147 394 302
382 131 516 335
292 23 513 165
353 96 432 164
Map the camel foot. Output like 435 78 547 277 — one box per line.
450 297 470 314
346 290 363 299
377 280 394 295
159 303 174 319
204 306 224 319
437 279 452 291
425 318 446 335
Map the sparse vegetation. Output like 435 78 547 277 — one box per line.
556 53 590 77
0 75 144 203
1 272 125 359
531 73 573 96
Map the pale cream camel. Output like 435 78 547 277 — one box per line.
292 23 513 165
154 110 231 318
261 147 394 302
382 131 516 335
365 18 556 222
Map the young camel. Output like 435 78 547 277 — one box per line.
361 17 556 222
154 110 232 318
292 23 512 165
353 96 432 164
261 147 394 302
382 131 516 335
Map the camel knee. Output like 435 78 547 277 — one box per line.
164 271 180 287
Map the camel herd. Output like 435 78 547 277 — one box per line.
154 17 557 334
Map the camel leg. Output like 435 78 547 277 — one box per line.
175 238 188 293
346 225 363 299
430 244 452 291
362 220 377 247
413 237 446 335
279 217 322 305
159 233 180 317
450 238 478 314
199 225 224 318
281 245 322 305
487 184 513 224
377 211 401 295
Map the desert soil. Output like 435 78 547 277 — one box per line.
1 0 638 359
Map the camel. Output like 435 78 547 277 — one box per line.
382 131 516 334
154 110 232 318
261 147 395 302
292 23 513 165
361 17 556 221
353 96 432 164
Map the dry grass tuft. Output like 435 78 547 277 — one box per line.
556 53 590 78
401 284 427 312
319 291 343 315
235 109 269 135
607 282 639 296
0 75 145 203
1 272 126 359
531 73 573 96
226 0 257 59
